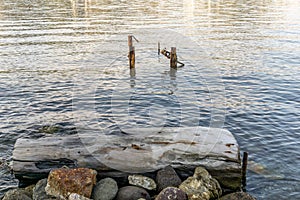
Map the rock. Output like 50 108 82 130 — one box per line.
92 178 118 200
115 186 151 200
24 184 35 198
156 166 182 192
2 188 32 200
179 166 222 200
155 187 187 200
68 193 92 200
45 167 97 199
219 192 256 200
33 178 62 200
128 175 157 190
39 125 60 134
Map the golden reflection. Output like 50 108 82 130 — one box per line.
70 0 93 18
0 4 3 19
183 0 196 36
283 0 300 21
70 0 76 17
183 0 194 19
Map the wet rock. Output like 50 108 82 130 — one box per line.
33 178 62 200
155 187 187 200
179 166 222 200
115 186 151 200
128 175 157 190
39 125 60 134
24 184 35 198
45 168 97 199
219 192 256 200
2 188 32 200
68 193 92 200
92 178 118 200
156 165 182 192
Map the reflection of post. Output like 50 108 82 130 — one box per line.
128 35 135 69
170 47 177 69
84 0 91 17
170 67 177 81
71 0 77 17
130 68 136 88
169 67 177 94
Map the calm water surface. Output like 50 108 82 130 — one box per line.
0 0 299 199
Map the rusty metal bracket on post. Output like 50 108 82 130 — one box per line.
160 48 185 68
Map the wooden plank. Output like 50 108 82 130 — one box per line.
12 126 241 190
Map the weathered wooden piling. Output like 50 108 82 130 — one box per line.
158 42 160 55
170 47 177 69
242 151 248 189
161 48 184 67
128 35 135 68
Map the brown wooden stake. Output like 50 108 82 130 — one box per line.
242 151 248 190
128 35 135 69
129 46 135 69
128 35 133 47
158 42 160 55
170 47 177 69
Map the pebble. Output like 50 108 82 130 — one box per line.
68 193 91 200
155 187 187 200
92 178 118 200
179 166 222 200
219 192 257 200
33 178 62 200
2 188 32 200
115 186 151 200
128 175 157 190
156 165 182 192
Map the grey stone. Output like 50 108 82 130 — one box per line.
220 192 256 200
92 178 118 200
2 188 32 200
179 167 222 200
24 184 35 198
33 178 63 200
156 166 182 192
155 187 187 200
115 186 151 200
68 193 91 200
128 175 156 190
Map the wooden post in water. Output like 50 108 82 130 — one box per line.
128 35 135 69
170 47 177 69
158 42 160 55
242 151 248 190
